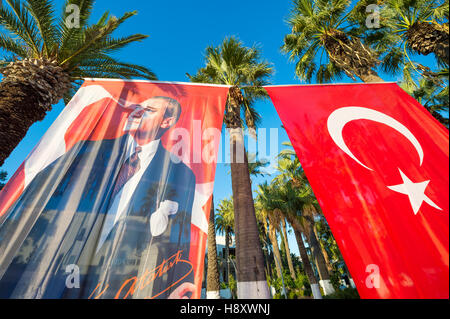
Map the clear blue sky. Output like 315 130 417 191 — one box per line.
1 0 428 257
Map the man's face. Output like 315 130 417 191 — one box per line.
130 98 175 145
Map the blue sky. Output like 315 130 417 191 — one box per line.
0 0 438 257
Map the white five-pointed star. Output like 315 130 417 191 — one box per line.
387 169 443 215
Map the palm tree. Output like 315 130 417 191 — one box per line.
267 211 284 281
351 0 449 125
0 0 157 166
311 216 334 273
206 196 221 299
354 0 448 65
258 181 322 299
283 0 383 83
225 152 270 183
256 182 297 281
256 185 284 280
189 37 273 299
247 153 270 181
279 214 297 281
215 197 235 285
315 217 355 287
276 148 336 294
401 73 449 127
253 199 275 283
300 197 335 295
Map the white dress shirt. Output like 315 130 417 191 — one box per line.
96 136 160 251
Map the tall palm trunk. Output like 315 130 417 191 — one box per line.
293 228 322 299
262 241 272 282
0 59 71 166
303 217 335 295
228 87 270 299
225 227 231 284
267 224 283 279
324 30 383 83
206 196 221 299
280 217 297 280
406 22 449 63
324 26 450 126
260 214 275 287
358 73 384 83
312 223 333 273
287 215 322 299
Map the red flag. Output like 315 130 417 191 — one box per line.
265 83 449 299
0 79 229 299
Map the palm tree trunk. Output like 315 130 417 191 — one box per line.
312 226 333 273
225 228 230 284
0 82 48 166
262 242 271 283
0 59 71 166
286 214 321 299
406 22 449 63
227 87 269 299
358 64 449 128
358 72 384 83
206 196 221 299
280 217 297 280
292 228 322 299
261 216 275 292
268 226 283 279
303 218 335 296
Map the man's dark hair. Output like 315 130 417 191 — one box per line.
153 96 182 124
152 96 182 139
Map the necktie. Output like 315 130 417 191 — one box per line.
111 146 142 201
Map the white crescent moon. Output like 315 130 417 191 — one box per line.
327 107 423 171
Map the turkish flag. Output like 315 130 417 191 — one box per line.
265 83 449 299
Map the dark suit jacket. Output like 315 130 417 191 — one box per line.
0 136 196 299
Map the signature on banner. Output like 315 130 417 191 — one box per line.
88 250 194 299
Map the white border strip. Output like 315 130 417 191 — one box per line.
263 81 398 88
83 78 232 88
83 78 398 88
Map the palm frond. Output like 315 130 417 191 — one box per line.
59 0 95 51
72 55 156 80
0 33 28 57
0 0 41 55
59 11 144 66
24 0 58 56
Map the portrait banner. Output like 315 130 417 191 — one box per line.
0 79 230 299
265 83 449 299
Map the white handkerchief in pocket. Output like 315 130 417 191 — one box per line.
150 200 179 237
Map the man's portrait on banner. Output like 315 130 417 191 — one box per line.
0 92 197 299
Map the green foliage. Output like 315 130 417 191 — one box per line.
215 197 235 235
273 292 286 299
228 274 237 299
295 272 312 297
323 287 360 299
188 36 273 130
350 0 449 123
351 0 448 60
270 269 312 299
0 0 157 102
220 281 228 290
401 71 449 127
282 0 351 83
282 0 448 124
329 270 342 290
